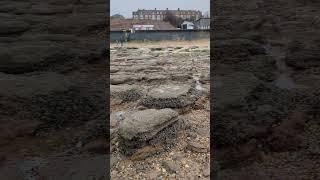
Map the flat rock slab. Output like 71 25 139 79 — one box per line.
119 109 179 141
148 85 190 99
142 84 199 108
110 85 143 102
110 75 132 85
110 74 144 85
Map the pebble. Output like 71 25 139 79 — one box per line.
148 170 160 179
187 131 198 139
203 166 210 177
186 141 208 153
130 146 160 161
162 160 179 174
172 153 184 161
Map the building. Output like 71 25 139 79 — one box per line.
181 21 194 30
132 8 202 21
194 17 210 30
110 19 176 31
132 24 154 30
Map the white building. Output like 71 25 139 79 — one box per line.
194 18 210 29
181 21 194 30
132 25 154 30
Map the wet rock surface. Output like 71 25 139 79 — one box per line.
213 0 320 178
110 41 210 179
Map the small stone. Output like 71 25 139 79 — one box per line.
110 155 118 168
130 145 161 161
186 141 208 153
187 131 198 138
148 170 160 179
136 105 147 110
203 166 210 177
195 127 210 137
162 161 179 174
172 153 184 161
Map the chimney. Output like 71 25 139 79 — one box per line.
166 8 168 10
178 8 180 11
155 8 156 10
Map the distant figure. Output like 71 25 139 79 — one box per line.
117 29 131 47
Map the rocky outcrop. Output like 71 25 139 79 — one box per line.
119 109 179 142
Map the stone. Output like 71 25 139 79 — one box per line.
148 170 161 179
203 166 210 177
110 155 118 168
162 160 179 174
110 112 125 129
119 109 179 141
110 75 132 85
195 127 210 137
187 131 198 139
110 85 143 102
110 67 120 73
130 145 162 161
172 153 184 161
186 141 208 153
142 84 199 108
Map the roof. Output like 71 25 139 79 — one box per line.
133 9 201 13
182 21 194 25
195 17 211 21
110 19 176 31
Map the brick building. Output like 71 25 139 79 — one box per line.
132 8 202 21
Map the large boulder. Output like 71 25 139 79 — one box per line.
119 109 179 142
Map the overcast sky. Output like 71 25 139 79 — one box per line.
111 0 210 18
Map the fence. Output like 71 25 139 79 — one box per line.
110 30 209 42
